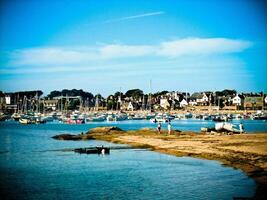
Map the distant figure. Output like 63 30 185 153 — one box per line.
101 148 105 155
157 123 161 133
101 145 105 155
168 122 172 135
239 123 244 133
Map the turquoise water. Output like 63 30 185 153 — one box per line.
0 121 258 199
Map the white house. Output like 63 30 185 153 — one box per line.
117 96 121 103
180 99 188 107
5 96 11 105
265 96 267 104
44 99 58 111
172 92 179 101
196 93 209 103
232 94 244 106
127 102 134 111
160 99 170 110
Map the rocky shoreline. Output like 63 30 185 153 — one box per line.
53 126 267 199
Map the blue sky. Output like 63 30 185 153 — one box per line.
0 0 266 96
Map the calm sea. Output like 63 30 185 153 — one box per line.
1 119 263 199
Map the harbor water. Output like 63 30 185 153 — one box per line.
0 120 262 199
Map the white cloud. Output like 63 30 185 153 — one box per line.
158 38 252 57
105 11 165 23
99 44 154 59
8 37 252 67
10 47 98 66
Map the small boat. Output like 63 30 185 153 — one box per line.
74 147 110 154
150 116 170 123
65 118 84 124
203 115 211 120
132 114 146 120
115 113 128 121
86 115 106 122
173 114 183 120
35 117 46 124
233 114 243 119
254 116 267 120
251 112 267 120
146 113 155 120
215 122 243 133
19 118 34 124
184 112 193 119
0 114 9 121
11 113 21 121
212 115 228 122
106 114 116 122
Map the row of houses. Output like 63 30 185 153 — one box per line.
1 90 267 113
111 91 267 111
156 92 267 110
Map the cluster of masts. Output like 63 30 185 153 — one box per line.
5 109 267 125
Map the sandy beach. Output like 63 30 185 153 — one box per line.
82 127 267 199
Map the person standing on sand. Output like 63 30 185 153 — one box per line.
157 123 161 133
168 122 172 135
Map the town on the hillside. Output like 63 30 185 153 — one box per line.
1 89 267 114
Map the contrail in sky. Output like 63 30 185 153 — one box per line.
105 11 165 23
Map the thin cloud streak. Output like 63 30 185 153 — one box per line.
2 54 245 75
105 11 165 23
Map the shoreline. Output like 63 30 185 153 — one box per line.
85 127 267 199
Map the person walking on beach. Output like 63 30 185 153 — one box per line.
168 122 172 135
157 123 161 134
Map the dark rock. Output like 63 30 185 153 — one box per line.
89 126 123 133
52 134 82 140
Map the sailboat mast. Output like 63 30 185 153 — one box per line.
36 92 39 113
149 80 152 112
95 95 99 111
119 87 122 111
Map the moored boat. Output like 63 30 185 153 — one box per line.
11 113 21 121
19 118 34 124
215 122 243 133
74 147 110 154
